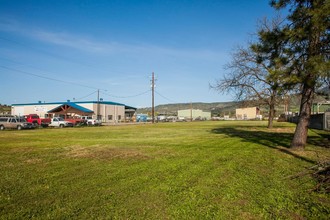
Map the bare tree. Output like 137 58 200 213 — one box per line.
212 44 287 128
212 16 292 128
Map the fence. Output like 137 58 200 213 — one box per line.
325 112 330 131
287 112 330 130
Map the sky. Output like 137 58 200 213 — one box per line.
0 0 279 108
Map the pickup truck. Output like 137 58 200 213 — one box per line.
49 117 74 128
80 116 102 126
25 114 51 127
65 118 86 126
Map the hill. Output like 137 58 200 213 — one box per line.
137 94 327 117
138 101 247 117
0 105 11 115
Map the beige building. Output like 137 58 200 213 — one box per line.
177 109 211 120
236 107 261 120
11 101 136 123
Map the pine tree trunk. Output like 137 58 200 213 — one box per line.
290 84 314 150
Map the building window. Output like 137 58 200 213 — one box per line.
108 115 113 120
118 115 121 121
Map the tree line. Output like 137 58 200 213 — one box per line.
213 0 329 150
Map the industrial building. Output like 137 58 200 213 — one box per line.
177 109 211 120
11 100 136 124
235 107 261 120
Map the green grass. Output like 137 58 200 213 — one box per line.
0 121 329 219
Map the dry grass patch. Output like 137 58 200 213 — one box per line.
25 158 43 164
269 127 296 133
64 145 179 161
65 145 151 161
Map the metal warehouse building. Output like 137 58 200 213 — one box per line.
177 109 211 120
235 107 261 120
11 100 136 124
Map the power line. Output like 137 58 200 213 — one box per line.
0 63 151 101
2 64 178 104
100 89 150 99
74 90 98 101
0 57 150 88
155 90 177 103
0 56 148 81
1 37 177 105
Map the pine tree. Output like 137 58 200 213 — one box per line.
271 0 330 150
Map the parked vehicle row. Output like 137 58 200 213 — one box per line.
0 115 102 131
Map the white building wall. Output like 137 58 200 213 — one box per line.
201 111 211 120
11 102 126 123
236 107 258 120
70 103 125 123
104 104 125 123
11 104 59 117
178 109 211 120
12 106 25 116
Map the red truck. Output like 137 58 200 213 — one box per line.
64 117 86 126
25 114 51 127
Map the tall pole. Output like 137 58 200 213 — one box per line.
152 72 155 124
190 102 193 122
97 89 100 120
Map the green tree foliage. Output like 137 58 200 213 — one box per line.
270 0 330 150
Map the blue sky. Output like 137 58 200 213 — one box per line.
0 0 278 108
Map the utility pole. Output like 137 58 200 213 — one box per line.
190 102 193 122
97 89 100 120
151 72 155 124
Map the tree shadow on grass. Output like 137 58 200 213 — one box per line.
211 127 316 164
308 129 330 149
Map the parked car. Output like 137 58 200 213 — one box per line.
49 117 74 128
0 116 34 130
80 116 102 126
136 114 148 122
25 114 51 127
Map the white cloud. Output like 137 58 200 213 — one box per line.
33 31 107 52
0 18 226 61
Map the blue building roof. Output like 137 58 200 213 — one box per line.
11 100 136 110
12 100 123 106
48 102 94 113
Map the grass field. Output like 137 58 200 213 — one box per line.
0 121 329 219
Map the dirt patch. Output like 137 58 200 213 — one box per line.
25 158 43 164
269 127 295 133
65 146 151 161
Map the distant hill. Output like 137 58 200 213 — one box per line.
0 105 11 115
138 101 248 117
137 94 328 117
